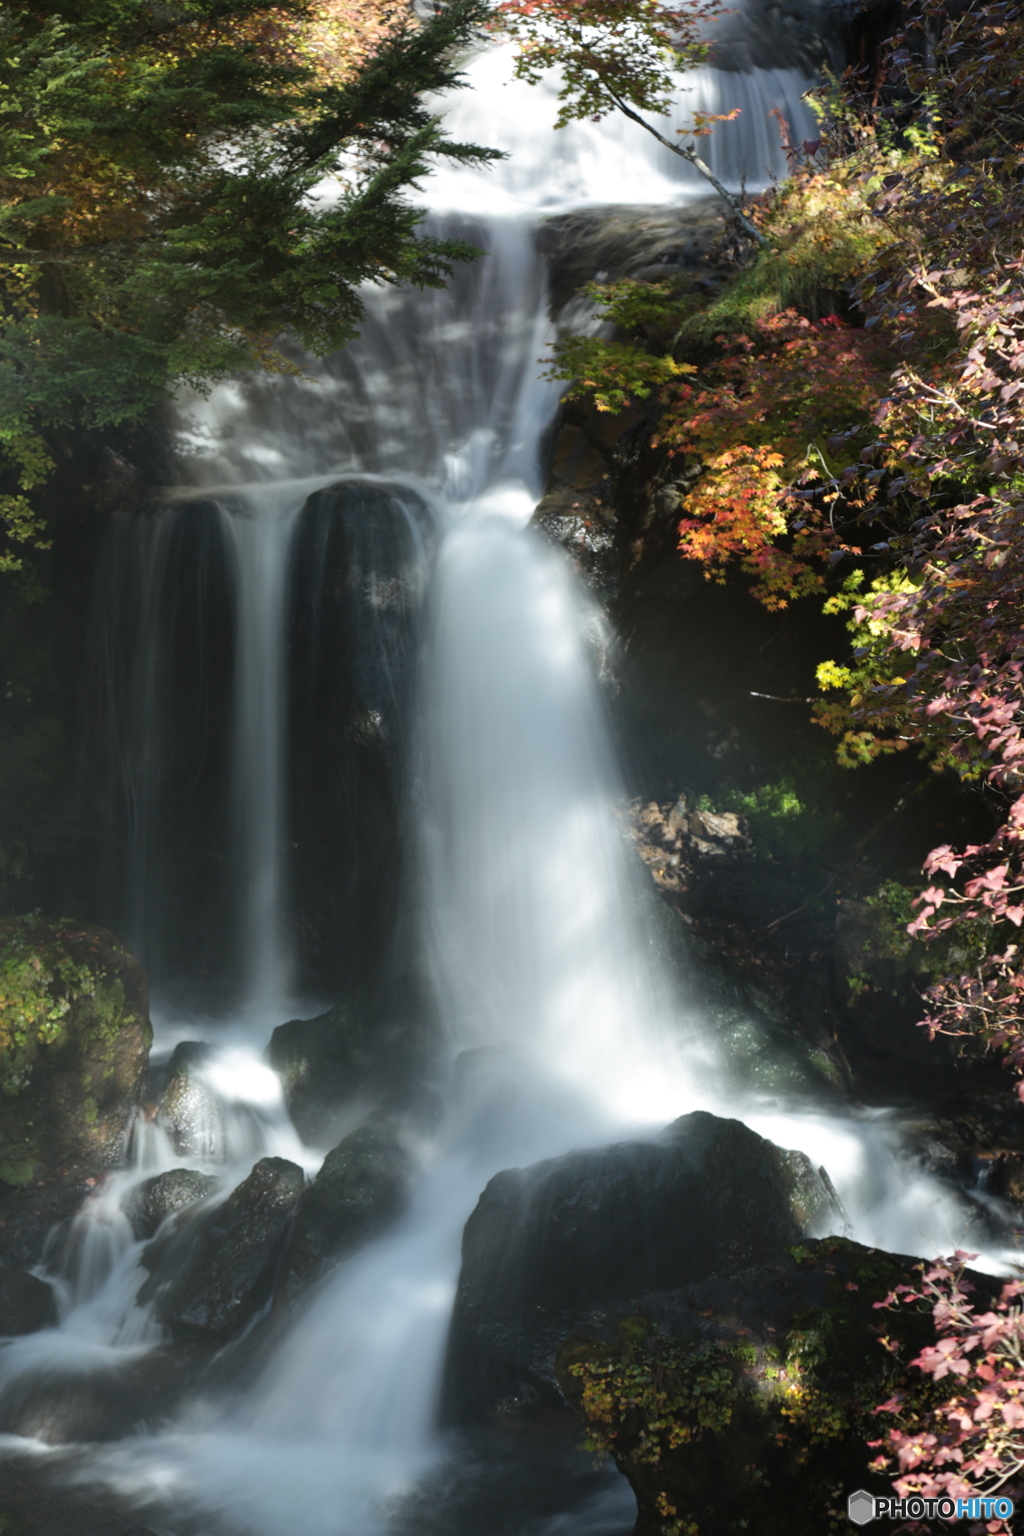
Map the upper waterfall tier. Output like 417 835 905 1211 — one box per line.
419 48 818 215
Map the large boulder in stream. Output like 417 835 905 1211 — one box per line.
441 1110 838 1423
278 1125 413 1298
0 919 151 1266
139 1156 304 1339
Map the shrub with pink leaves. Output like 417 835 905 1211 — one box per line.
871 1253 1024 1532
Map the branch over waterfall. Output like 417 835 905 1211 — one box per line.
493 0 770 247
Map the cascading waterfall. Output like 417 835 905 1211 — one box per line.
1 43 1012 1536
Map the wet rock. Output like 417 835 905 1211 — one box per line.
0 1456 159 1534
441 1110 835 1424
538 199 731 320
140 1156 304 1340
0 1338 215 1445
267 1003 376 1144
530 419 620 603
999 1153 1024 1206
156 1041 223 1158
0 1263 58 1335
278 1125 413 1297
122 1168 219 1242
554 1236 963 1536
0 919 152 1266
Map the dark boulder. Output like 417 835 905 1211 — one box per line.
441 1110 835 1423
0 1338 216 1445
0 1456 159 1535
0 919 152 1266
155 1041 223 1159
278 1125 412 1297
139 1156 304 1339
267 1004 376 1145
0 1263 58 1335
122 1168 218 1242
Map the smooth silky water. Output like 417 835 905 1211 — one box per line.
0 46 1013 1536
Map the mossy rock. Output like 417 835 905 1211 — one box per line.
555 1237 984 1536
0 917 151 1263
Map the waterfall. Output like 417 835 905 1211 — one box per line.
4 41 1010 1536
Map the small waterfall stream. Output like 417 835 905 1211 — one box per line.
1 44 1012 1536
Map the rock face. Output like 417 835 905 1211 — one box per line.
267 1004 379 1144
441 1111 833 1423
555 1237 970 1536
139 1156 304 1339
0 1456 160 1535
0 919 152 1265
155 1040 224 1158
122 1168 219 1242
0 1338 216 1444
0 1263 58 1335
279 1126 412 1297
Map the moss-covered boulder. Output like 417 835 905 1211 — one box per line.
440 1111 840 1424
0 918 151 1264
278 1125 412 1298
554 1237 973 1536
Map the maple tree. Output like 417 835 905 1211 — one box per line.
492 0 768 245
0 0 497 569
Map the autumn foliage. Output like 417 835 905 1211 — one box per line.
871 1254 1024 1530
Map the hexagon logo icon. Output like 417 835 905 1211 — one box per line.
847 1490 876 1525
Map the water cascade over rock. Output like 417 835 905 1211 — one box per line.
0 40 1014 1536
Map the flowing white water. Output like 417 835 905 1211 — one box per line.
1 42 1013 1536
224 485 304 1016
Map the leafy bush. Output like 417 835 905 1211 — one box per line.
871 1253 1024 1531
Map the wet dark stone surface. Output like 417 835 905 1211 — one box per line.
139 1156 304 1339
155 1042 222 1160
0 1265 58 1336
0 1459 159 1536
0 1339 215 1443
123 1168 219 1242
279 1125 412 1297
441 1110 805 1424
267 1004 376 1145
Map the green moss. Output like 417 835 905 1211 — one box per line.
0 1156 34 1187
698 774 843 865
0 918 146 1100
